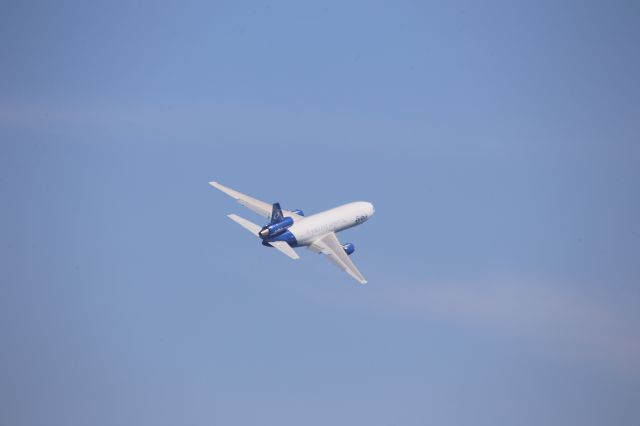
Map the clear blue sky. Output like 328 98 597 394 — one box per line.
1 1 639 425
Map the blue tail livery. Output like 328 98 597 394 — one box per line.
270 202 284 223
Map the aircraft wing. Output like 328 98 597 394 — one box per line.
209 181 301 220
309 232 367 284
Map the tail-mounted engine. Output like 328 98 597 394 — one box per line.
259 217 293 238
342 243 355 256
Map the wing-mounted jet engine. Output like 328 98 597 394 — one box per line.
342 243 355 255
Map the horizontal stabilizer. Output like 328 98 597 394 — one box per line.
227 214 261 236
268 241 300 260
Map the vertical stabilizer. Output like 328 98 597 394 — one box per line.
270 202 284 223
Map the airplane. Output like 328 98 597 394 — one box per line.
209 181 375 284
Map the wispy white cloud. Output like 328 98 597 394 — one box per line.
371 281 640 376
0 102 195 130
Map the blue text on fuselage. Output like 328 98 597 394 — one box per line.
355 214 368 225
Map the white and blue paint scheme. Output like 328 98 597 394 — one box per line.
209 181 375 284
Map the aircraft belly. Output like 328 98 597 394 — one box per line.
290 220 344 245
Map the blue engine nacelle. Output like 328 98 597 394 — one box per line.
342 243 355 256
291 209 304 216
259 217 294 238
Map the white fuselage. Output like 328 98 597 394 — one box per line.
287 201 375 245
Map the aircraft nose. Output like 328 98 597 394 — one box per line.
367 202 375 216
